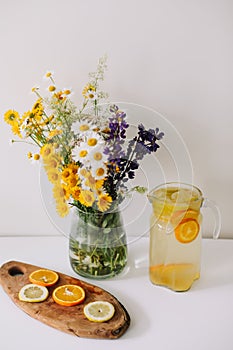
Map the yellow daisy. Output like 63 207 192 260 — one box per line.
85 173 104 191
68 174 79 188
53 184 70 201
53 184 65 200
62 167 72 183
56 199 69 217
32 98 43 111
44 156 60 170
4 110 20 125
40 144 54 160
84 173 96 190
79 190 95 207
47 169 61 184
71 185 81 200
67 163 79 175
97 193 112 212
11 122 22 138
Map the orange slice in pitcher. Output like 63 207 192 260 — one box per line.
175 218 199 243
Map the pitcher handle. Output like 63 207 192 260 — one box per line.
202 198 221 239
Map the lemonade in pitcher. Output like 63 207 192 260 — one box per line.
148 183 203 291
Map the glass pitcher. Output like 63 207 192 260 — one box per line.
147 182 221 292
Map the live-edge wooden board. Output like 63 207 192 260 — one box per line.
0 260 130 339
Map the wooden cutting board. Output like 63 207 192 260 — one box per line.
0 260 130 339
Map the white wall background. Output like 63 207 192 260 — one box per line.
1 0 233 238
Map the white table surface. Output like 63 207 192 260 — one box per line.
0 235 233 350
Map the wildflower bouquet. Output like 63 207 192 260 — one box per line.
4 56 164 278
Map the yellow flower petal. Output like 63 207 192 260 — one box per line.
97 193 112 212
79 190 95 207
48 129 62 140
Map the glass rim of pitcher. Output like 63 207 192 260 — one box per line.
147 182 203 204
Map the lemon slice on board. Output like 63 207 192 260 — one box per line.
84 301 115 322
29 269 59 287
52 285 85 306
19 284 49 303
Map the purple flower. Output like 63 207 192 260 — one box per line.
137 124 164 154
103 108 164 199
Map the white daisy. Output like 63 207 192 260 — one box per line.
84 131 102 148
91 163 108 180
77 131 103 158
71 120 91 135
72 144 89 165
87 89 97 100
88 144 108 167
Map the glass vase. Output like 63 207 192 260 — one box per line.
69 206 128 279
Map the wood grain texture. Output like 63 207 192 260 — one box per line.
0 261 130 339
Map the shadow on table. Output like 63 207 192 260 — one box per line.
192 240 233 291
115 238 149 281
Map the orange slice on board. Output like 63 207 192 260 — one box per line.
29 269 59 287
175 218 199 243
52 284 85 306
